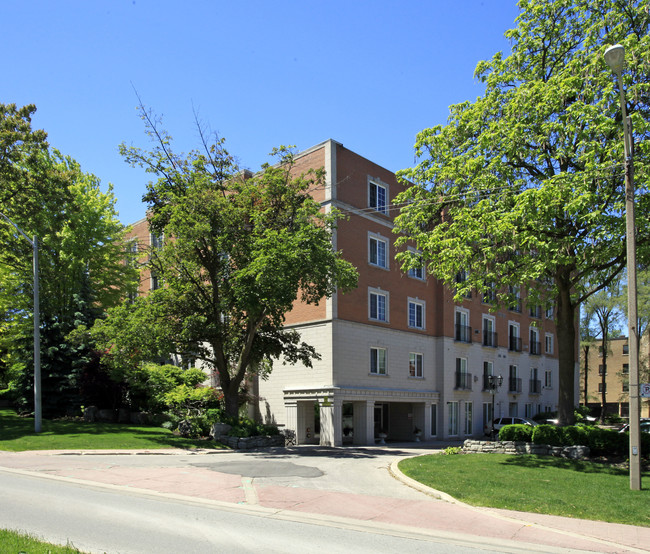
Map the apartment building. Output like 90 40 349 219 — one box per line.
126 139 561 445
582 335 650 419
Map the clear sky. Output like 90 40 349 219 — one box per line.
4 1 521 225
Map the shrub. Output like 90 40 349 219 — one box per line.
225 417 280 437
443 446 462 455
498 424 534 442
561 425 588 446
532 424 563 446
583 426 627 456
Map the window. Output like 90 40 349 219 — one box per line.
508 322 521 352
151 233 163 249
622 381 629 392
598 364 606 375
368 234 388 268
525 403 533 418
545 305 554 319
407 248 424 280
408 299 425 329
509 402 519 417
455 269 471 298
370 347 387 375
508 364 520 393
623 363 629 374
409 352 423 378
545 334 554 354
448 402 459 436
430 404 437 437
456 357 471 390
544 370 553 388
529 305 542 318
623 343 629 355
369 289 388 322
369 181 387 214
598 382 606 393
151 273 161 291
464 402 473 435
483 403 493 433
483 282 496 304
509 285 522 312
455 308 471 343
482 315 497 347
530 327 541 355
482 361 493 390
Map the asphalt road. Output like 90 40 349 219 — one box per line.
1 469 505 553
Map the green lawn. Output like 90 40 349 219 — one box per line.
0 409 224 451
399 453 650 527
0 528 87 553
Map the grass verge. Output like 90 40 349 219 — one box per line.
0 409 224 452
399 453 650 527
0 528 86 553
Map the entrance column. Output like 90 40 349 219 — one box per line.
423 401 432 440
319 396 334 446
285 399 299 445
353 400 375 445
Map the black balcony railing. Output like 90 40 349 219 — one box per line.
529 379 542 394
508 377 522 393
455 371 473 390
455 324 472 343
509 336 522 352
530 341 542 355
483 330 498 347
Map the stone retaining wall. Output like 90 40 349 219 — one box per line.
216 435 285 449
463 439 590 460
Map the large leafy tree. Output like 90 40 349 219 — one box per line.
94 109 358 416
0 105 138 415
394 0 650 424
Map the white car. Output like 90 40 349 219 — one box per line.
484 417 538 437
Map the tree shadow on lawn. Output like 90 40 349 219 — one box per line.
497 454 632 476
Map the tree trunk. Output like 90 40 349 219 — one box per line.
599 330 608 424
223 385 240 418
556 280 577 426
583 345 589 407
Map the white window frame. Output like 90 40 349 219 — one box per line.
545 333 554 354
370 347 387 375
368 180 388 215
150 232 163 249
408 298 425 329
368 233 388 269
544 369 553 389
369 288 389 322
409 352 423 378
448 401 459 436
464 402 473 435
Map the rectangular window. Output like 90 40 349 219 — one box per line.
508 323 521 352
464 402 473 435
448 402 459 436
623 343 629 355
598 364 606 375
509 285 522 312
151 273 161 291
545 334 554 354
622 381 629 392
530 328 541 355
544 370 553 388
370 347 387 375
483 282 496 304
430 404 437 437
525 403 533 418
482 315 497 347
598 382 606 393
409 352 423 378
369 235 388 268
508 364 521 393
408 299 425 329
482 361 494 390
545 305 554 319
509 402 519 417
369 181 387 214
623 363 629 374
151 233 163 249
369 290 388 322
455 309 471 343
483 403 493 433
455 269 471 298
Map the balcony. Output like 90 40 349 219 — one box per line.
455 324 472 343
482 330 498 348
455 371 473 391
530 341 542 355
509 336 522 352
508 377 522 393
529 379 542 394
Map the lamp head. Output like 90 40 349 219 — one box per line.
604 44 625 75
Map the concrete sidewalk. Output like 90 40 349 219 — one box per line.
1 446 648 553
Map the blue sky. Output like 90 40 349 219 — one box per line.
4 1 521 225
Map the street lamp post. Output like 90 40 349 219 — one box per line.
0 212 41 433
488 374 503 439
604 43 641 491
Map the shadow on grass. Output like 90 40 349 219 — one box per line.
0 409 220 450
497 454 631 476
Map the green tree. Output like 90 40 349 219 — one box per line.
0 120 138 415
584 283 623 422
94 109 358 416
394 0 650 425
